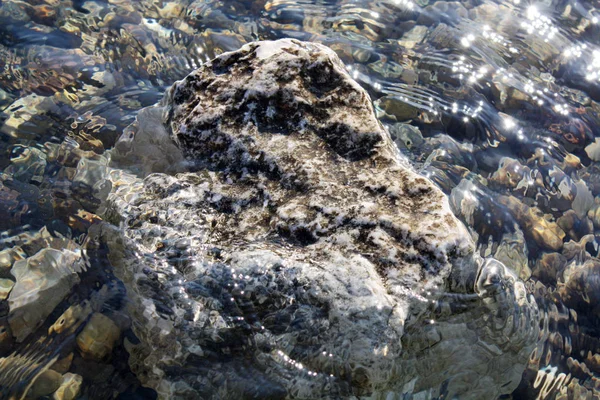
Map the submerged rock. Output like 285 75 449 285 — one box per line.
0 279 14 300
105 39 538 399
52 373 83 400
76 313 121 361
8 248 83 342
26 369 62 399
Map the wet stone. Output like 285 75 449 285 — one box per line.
8 248 83 342
588 202 600 228
375 95 420 121
397 25 428 49
388 122 424 151
76 313 121 361
0 279 14 300
26 369 62 399
0 0 597 396
51 353 74 375
52 373 83 400
0 247 26 275
105 39 538 399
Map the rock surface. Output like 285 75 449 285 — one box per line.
105 39 539 399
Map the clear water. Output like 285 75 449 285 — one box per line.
0 0 598 399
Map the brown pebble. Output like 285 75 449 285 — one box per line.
76 313 120 360
51 353 74 374
52 373 83 400
26 369 62 399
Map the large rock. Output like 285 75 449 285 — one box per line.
105 39 539 399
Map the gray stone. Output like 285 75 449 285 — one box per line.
397 25 428 49
388 123 424 150
106 39 538 399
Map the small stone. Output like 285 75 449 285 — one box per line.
48 301 92 336
52 373 83 400
388 123 424 150
490 157 530 189
352 48 371 63
26 369 62 399
559 259 600 314
0 279 14 300
374 95 419 121
29 4 58 25
0 247 26 278
468 3 499 21
572 180 595 219
158 2 184 19
585 138 600 161
401 68 419 85
0 250 12 270
494 228 531 281
76 313 120 360
531 218 566 251
588 202 600 228
72 158 112 213
51 353 74 374
8 248 82 342
0 319 13 354
0 94 58 138
557 210 593 241
397 25 428 49
533 253 567 285
498 195 565 251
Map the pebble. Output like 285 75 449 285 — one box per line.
0 320 13 354
375 96 419 121
8 248 82 342
51 353 74 374
0 279 14 300
26 369 62 399
76 313 121 360
52 373 83 400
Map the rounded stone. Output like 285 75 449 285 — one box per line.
26 369 62 399
52 373 83 400
51 353 74 375
0 279 15 300
76 313 121 360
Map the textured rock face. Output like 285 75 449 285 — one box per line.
106 39 539 399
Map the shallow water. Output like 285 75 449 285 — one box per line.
0 0 599 399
